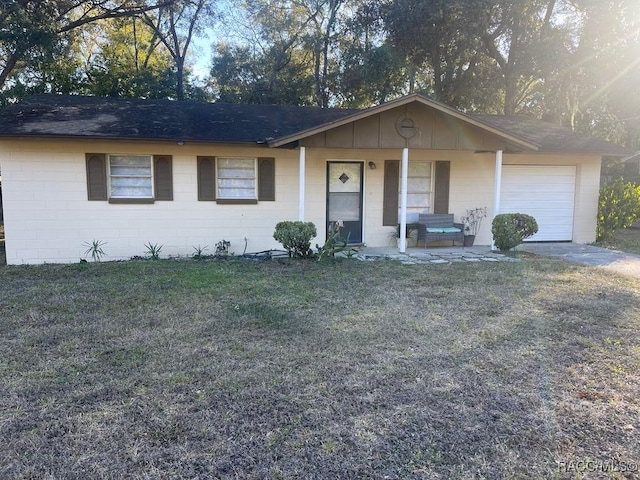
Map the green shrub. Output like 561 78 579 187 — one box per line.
273 221 317 258
491 213 538 252
597 178 640 241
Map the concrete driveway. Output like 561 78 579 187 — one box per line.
518 242 640 278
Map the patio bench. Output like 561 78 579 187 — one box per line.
418 213 465 247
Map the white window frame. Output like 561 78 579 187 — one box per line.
216 156 258 200
108 154 154 200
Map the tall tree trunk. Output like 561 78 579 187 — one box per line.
0 53 20 92
176 57 185 100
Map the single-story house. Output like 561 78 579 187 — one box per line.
0 93 628 265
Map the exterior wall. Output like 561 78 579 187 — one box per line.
0 137 602 264
304 149 601 247
304 148 497 247
0 139 301 264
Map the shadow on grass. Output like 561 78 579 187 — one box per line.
231 301 302 331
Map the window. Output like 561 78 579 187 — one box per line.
109 155 153 199
85 153 172 202
216 157 257 200
197 156 275 203
400 161 432 222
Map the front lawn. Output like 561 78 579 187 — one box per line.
0 257 639 479
596 227 640 255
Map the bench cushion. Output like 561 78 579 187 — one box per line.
441 227 462 233
426 227 445 233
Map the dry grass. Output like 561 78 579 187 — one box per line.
0 257 639 479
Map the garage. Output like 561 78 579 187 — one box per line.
500 165 576 242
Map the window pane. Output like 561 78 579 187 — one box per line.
110 166 150 176
399 161 432 220
407 177 430 193
409 161 431 177
109 155 152 198
217 157 256 199
111 185 153 198
218 178 255 189
328 192 360 221
407 193 430 208
328 163 361 193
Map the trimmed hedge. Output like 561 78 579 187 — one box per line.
492 213 538 252
273 221 317 258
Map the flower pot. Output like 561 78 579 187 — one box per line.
463 235 475 247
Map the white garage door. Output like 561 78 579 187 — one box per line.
500 165 576 242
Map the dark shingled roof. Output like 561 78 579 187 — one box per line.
469 113 628 155
0 94 629 155
0 94 359 144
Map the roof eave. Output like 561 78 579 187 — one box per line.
268 93 541 151
621 151 640 162
0 133 266 146
526 149 631 156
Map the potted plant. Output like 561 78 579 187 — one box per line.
460 207 488 246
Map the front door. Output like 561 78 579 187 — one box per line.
326 162 363 244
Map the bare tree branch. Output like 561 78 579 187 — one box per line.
59 1 177 33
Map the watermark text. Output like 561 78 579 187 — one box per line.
557 459 638 474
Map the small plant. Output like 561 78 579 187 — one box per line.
215 240 231 256
460 207 488 236
316 221 357 260
192 245 208 259
273 221 317 258
83 239 107 262
389 223 419 245
491 213 538 252
144 242 163 260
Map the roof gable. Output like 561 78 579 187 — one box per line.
269 94 539 150
295 98 528 151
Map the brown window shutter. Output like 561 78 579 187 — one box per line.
154 155 173 200
434 160 451 214
383 160 399 226
86 153 107 201
258 157 275 201
197 156 215 201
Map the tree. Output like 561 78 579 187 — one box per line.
141 0 214 100
210 42 314 105
0 1 175 96
555 0 640 142
332 1 406 107
302 0 346 107
209 0 319 105
83 17 177 98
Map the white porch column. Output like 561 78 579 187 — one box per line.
492 149 503 251
399 147 409 253
298 146 306 221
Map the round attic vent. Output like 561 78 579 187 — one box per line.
396 115 418 139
